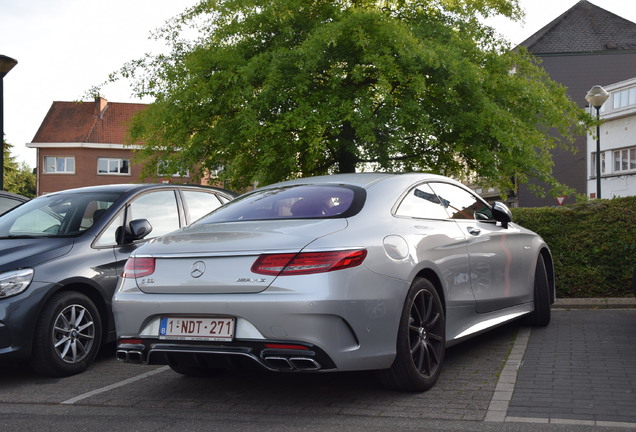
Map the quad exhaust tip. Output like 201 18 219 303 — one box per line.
263 356 321 371
116 348 322 371
116 350 144 363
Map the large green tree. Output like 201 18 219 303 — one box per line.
108 0 592 193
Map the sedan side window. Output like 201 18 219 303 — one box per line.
95 190 181 247
128 191 181 237
182 190 223 222
428 183 492 221
95 210 124 247
395 183 449 220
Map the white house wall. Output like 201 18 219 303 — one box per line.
586 77 636 199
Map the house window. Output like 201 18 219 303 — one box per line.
591 152 607 177
157 161 189 178
98 158 130 175
611 87 636 110
613 147 636 173
44 156 75 174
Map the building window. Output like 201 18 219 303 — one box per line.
157 161 189 178
612 87 636 110
613 147 636 173
44 156 75 174
98 158 130 175
591 152 607 177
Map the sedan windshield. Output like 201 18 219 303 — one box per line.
0 192 122 238
198 185 363 224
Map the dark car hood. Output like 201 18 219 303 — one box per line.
0 238 74 273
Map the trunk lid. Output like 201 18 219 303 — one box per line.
135 219 347 294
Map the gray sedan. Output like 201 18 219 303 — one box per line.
113 173 553 392
0 184 235 377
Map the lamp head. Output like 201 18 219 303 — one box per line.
585 85 609 109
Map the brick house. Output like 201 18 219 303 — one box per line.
26 97 196 195
516 0 636 206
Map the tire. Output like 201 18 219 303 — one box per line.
30 291 102 377
377 278 445 392
523 255 551 327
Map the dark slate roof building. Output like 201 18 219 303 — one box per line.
515 0 636 206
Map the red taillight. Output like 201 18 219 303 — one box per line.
122 257 156 278
119 338 143 345
251 249 367 276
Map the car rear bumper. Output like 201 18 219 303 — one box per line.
113 268 410 372
116 338 337 372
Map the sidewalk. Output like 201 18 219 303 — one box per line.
503 308 636 426
554 297 636 309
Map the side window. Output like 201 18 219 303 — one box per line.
428 183 491 220
95 210 124 247
94 191 180 246
182 190 223 222
395 183 449 220
129 191 181 237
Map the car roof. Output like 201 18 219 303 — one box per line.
0 191 29 201
39 184 236 198
266 172 454 189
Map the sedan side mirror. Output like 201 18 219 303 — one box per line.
492 202 512 229
129 219 153 241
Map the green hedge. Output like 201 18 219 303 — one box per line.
511 196 636 298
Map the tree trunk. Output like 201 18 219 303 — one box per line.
337 121 358 173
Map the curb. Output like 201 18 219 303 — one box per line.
554 297 636 309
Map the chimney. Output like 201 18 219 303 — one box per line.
94 97 108 118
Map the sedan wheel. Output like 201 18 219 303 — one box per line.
378 278 445 392
30 291 102 377
522 254 551 327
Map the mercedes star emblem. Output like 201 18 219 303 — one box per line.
190 261 206 278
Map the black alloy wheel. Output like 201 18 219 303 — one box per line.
378 277 445 392
522 254 551 327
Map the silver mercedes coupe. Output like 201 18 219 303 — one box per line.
113 173 553 392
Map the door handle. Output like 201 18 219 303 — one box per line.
467 227 481 236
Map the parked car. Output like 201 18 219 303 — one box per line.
0 183 235 377
113 173 554 392
0 191 29 215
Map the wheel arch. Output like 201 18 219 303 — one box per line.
413 268 447 315
538 247 555 304
33 281 112 349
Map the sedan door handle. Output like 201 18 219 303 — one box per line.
467 227 481 236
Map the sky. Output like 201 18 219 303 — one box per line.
1 0 635 168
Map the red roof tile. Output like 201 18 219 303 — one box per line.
32 98 147 144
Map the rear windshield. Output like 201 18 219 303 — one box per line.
198 185 364 223
0 192 122 238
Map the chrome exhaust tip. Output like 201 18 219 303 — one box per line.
263 356 294 370
289 357 321 371
127 351 144 363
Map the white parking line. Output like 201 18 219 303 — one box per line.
60 366 170 405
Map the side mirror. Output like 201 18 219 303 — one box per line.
129 219 153 240
492 202 512 229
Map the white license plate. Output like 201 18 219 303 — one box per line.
159 317 235 341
